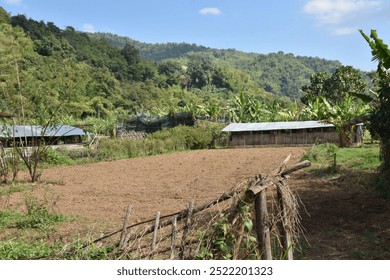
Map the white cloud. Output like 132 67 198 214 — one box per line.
332 27 357 35
199 7 222 16
82 23 96 33
304 0 381 24
4 0 22 5
303 0 382 35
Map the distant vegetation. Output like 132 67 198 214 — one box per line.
90 32 346 98
1 5 366 126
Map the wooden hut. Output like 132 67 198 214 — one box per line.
222 121 363 147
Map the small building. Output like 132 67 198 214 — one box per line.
0 125 90 148
222 121 363 147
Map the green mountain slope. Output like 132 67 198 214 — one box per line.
1 5 369 125
90 32 342 98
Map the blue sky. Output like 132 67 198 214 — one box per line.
1 0 390 71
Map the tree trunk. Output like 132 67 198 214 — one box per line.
338 126 352 148
380 139 390 172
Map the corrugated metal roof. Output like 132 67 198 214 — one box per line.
0 125 90 138
222 121 335 132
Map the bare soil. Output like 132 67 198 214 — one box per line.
6 147 390 259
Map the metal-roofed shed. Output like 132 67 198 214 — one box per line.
222 121 362 147
0 125 90 147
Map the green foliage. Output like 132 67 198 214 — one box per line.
196 204 259 260
62 238 116 260
0 240 59 260
360 30 390 172
94 123 225 161
228 92 301 122
0 6 10 24
0 191 65 259
360 30 390 70
91 33 343 98
0 5 357 127
304 143 338 164
302 66 368 105
301 91 370 147
15 194 64 231
41 148 74 166
304 144 380 173
0 184 34 196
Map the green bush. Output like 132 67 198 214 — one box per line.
14 194 65 231
43 123 227 164
94 123 226 161
41 148 74 166
0 240 59 260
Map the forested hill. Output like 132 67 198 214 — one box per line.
89 32 212 61
1 6 362 125
90 32 343 98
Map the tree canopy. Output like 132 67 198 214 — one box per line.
360 30 390 170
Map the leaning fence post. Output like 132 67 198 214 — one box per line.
119 204 132 250
255 190 272 260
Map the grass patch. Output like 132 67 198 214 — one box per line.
335 146 380 171
303 143 380 173
302 143 390 200
0 240 61 260
0 184 35 196
1 193 66 231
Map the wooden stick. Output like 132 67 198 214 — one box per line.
271 154 292 175
179 200 194 260
124 223 184 255
233 222 245 260
280 160 311 177
83 187 244 248
119 204 132 250
255 190 272 260
151 211 161 253
170 216 177 260
245 181 274 202
277 184 294 260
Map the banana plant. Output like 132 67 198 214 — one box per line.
313 94 370 147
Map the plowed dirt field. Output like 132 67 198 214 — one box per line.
7 147 390 259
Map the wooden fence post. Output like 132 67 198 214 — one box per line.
151 211 161 252
119 204 132 250
277 183 294 260
170 216 177 260
179 200 194 260
255 190 272 260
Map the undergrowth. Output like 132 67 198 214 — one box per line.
302 143 390 199
41 123 227 166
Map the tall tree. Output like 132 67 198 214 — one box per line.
360 30 390 171
186 53 214 88
301 66 367 105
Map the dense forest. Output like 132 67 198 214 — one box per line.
0 6 370 126
90 32 344 98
